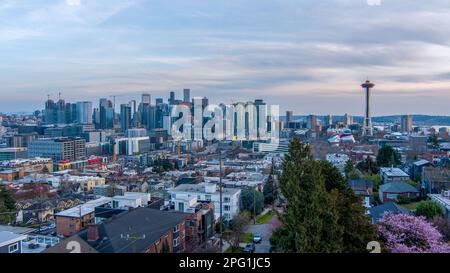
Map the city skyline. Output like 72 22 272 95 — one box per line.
1 1 450 115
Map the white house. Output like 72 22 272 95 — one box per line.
169 183 241 221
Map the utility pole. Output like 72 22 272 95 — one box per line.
219 158 223 252
253 189 256 224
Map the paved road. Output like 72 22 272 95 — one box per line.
245 216 274 253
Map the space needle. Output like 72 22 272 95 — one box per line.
361 79 375 137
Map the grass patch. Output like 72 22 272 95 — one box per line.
226 247 242 253
400 202 421 211
256 210 274 225
240 232 254 243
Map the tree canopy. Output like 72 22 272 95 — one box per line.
415 200 443 220
0 185 16 224
377 213 450 253
240 187 264 216
270 138 376 253
376 145 402 167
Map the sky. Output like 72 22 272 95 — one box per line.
1 0 450 115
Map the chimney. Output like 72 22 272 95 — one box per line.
87 224 99 242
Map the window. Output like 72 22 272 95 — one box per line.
224 197 230 203
205 195 211 201
173 237 179 247
178 202 184 212
224 213 231 220
173 224 180 233
224 205 230 211
8 243 19 253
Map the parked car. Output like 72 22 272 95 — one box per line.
253 233 262 244
241 243 255 253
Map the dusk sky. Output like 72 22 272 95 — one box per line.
1 0 450 115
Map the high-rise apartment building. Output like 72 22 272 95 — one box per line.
183 89 190 103
120 104 132 132
401 115 413 134
76 101 93 124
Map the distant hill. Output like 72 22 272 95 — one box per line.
286 115 450 126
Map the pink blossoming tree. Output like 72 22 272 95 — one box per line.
377 213 450 253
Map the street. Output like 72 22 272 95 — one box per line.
245 214 274 253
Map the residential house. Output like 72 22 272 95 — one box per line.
55 197 112 237
422 166 450 194
0 231 27 253
169 183 241 221
379 182 420 203
410 159 431 181
348 179 374 196
380 167 409 183
368 202 410 223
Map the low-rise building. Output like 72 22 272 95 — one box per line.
48 208 190 253
379 182 420 203
380 167 409 183
0 231 27 253
326 153 350 175
0 148 27 161
348 179 373 196
112 192 151 209
169 183 241 221
428 192 450 221
422 166 450 194
368 202 410 223
55 197 112 237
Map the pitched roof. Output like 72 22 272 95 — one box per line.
348 179 373 191
380 167 409 177
43 235 98 253
80 208 190 253
379 182 419 193
369 202 410 223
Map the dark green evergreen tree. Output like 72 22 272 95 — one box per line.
376 145 401 167
0 185 16 224
271 138 342 252
319 161 377 253
240 187 264 216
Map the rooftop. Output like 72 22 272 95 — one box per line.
428 194 450 209
0 231 27 247
0 225 36 235
55 197 112 218
170 183 241 195
369 203 410 223
380 182 419 193
80 208 189 253
380 167 409 177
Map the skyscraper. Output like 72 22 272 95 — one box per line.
76 101 93 124
254 99 267 138
169 91 176 105
183 88 190 103
361 80 375 137
142 93 151 105
44 94 74 124
44 98 57 124
344 113 353 126
99 98 114 129
120 104 132 132
324 114 333 129
307 115 317 130
286 111 293 124
401 115 413 134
